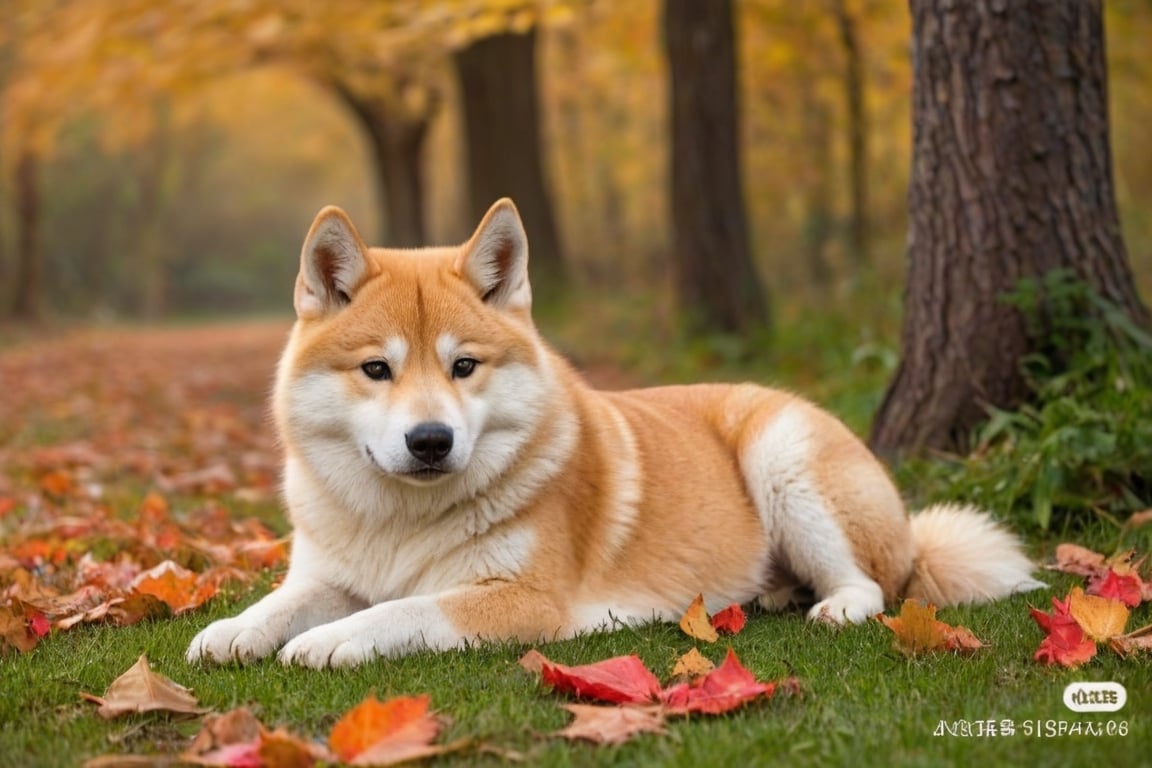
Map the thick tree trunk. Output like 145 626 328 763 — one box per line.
833 0 870 267
870 0 1149 456
330 80 430 248
664 0 768 334
454 30 565 290
12 149 41 320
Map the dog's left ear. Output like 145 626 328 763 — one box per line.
455 198 531 311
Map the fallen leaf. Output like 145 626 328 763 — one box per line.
659 648 784 715
1110 624 1152 658
710 604 747 635
1067 586 1129 641
1031 596 1097 668
131 560 218 614
186 707 265 755
0 601 41 653
1124 509 1152 529
556 704 666 745
517 649 548 676
877 600 984 655
258 728 326 768
183 709 334 767
1087 568 1144 608
679 594 719 643
671 648 715 680
539 654 663 705
1047 543 1106 577
81 654 208 718
328 694 443 766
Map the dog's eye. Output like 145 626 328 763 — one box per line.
452 358 479 379
361 360 392 381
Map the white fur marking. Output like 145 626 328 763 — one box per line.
742 405 884 624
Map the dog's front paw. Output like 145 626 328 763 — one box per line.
279 625 378 669
187 619 278 664
808 581 884 625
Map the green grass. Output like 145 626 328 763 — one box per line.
2 577 1149 767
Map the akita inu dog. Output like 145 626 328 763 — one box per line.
187 199 1043 669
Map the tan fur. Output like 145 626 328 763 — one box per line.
187 199 1043 669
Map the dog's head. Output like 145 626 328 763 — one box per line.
276 199 554 493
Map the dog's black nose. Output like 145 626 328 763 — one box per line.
405 422 454 464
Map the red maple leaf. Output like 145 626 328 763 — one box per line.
1087 568 1144 608
1030 596 1097 668
659 648 782 715
710 604 747 636
540 655 663 705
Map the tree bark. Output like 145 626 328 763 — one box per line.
329 78 431 248
833 0 870 267
664 0 768 334
454 30 565 290
870 0 1149 456
12 149 41 320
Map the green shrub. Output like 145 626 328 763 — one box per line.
899 270 1152 532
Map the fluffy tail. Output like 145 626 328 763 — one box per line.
904 503 1045 606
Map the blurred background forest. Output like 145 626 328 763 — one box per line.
1 0 1149 324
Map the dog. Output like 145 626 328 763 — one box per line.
187 199 1043 669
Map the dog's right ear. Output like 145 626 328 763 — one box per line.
295 206 369 319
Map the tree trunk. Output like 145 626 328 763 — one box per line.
12 149 41 320
454 30 565 291
870 0 1149 457
664 0 768 334
330 79 431 248
833 0 870 267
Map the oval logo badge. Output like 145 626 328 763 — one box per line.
1063 682 1127 712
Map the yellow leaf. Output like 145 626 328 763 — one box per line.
678 594 718 643
1068 586 1129 641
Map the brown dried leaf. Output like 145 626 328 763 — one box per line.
81 654 208 719
556 704 666 745
1047 543 1106 577
1109 624 1152 658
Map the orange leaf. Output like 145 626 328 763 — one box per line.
679 594 718 643
671 648 715 680
877 600 985 655
81 654 208 718
1067 586 1129 641
328 694 441 765
39 469 74 498
131 560 217 613
557 704 666 745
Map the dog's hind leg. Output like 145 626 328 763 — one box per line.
740 404 887 625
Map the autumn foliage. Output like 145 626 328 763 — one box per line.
0 325 289 657
1032 545 1152 667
